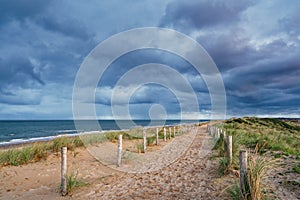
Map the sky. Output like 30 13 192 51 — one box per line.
0 0 299 120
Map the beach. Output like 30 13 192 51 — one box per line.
0 124 225 199
1 120 299 200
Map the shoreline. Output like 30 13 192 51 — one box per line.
0 121 208 149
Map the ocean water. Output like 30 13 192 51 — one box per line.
0 120 206 145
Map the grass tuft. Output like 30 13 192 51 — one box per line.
227 182 242 200
293 165 300 174
243 150 271 200
65 171 87 196
218 157 230 176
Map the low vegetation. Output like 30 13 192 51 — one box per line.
213 117 300 199
65 171 87 196
223 117 300 156
0 125 183 166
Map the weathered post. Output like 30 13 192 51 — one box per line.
223 130 226 139
143 129 147 153
156 127 159 145
215 128 219 139
169 127 172 139
239 150 248 197
61 147 67 196
228 135 233 164
117 134 122 167
164 127 166 141
173 126 176 137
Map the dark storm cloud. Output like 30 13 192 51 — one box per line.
223 48 300 114
160 0 300 117
99 49 199 88
160 0 255 31
196 30 258 71
0 0 299 119
0 56 44 88
0 56 45 105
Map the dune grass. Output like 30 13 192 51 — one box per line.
0 125 185 166
211 117 299 199
223 117 300 157
245 151 270 200
0 143 49 166
65 171 87 196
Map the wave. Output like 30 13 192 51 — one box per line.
0 130 109 147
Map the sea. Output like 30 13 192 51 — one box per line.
0 120 207 146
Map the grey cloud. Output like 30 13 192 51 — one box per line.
0 56 45 88
160 0 255 31
36 16 93 40
279 10 300 36
196 30 258 71
0 0 52 25
0 56 44 105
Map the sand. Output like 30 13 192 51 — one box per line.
0 124 227 199
4 124 297 199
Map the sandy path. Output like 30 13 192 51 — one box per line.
74 125 218 199
89 126 198 173
0 125 222 200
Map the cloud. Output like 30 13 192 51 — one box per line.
0 56 44 87
0 0 299 119
160 0 300 118
0 88 41 105
0 0 52 25
279 10 300 36
36 16 93 40
160 0 255 31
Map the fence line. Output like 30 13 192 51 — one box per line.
207 124 249 197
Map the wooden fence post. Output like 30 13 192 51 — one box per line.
228 135 232 164
239 150 248 197
156 127 159 145
173 126 176 137
143 129 147 153
169 127 172 139
117 134 122 167
164 127 166 141
61 147 67 196
215 128 219 139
